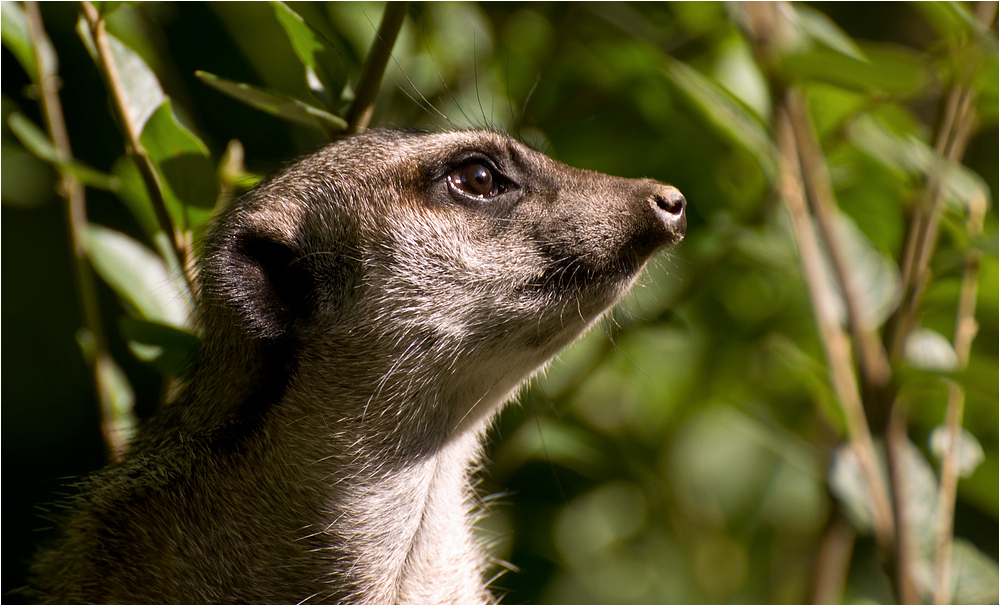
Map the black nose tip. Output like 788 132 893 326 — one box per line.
648 186 687 241
650 189 686 217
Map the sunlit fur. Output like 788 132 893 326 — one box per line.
33 129 685 604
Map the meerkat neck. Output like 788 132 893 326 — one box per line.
334 429 490 604
261 379 493 604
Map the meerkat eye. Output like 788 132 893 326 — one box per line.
448 162 505 198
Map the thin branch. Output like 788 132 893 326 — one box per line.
345 1 410 134
786 86 921 602
886 405 919 603
890 89 975 359
79 1 195 296
933 383 965 604
884 6 994 598
744 2 995 604
886 0 996 361
933 187 987 605
785 89 893 392
951 197 986 370
746 0 897 590
775 105 895 554
24 0 131 460
809 510 856 604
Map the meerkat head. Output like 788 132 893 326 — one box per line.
198 129 685 431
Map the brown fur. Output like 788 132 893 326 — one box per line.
33 129 686 604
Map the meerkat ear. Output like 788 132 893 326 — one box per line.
215 231 315 339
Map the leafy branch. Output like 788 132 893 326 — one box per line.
929 11 996 600
7 0 413 460
740 1 996 603
197 1 409 139
886 3 996 362
78 1 194 295
20 1 135 460
773 95 897 577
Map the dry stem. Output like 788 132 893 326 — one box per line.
888 1 997 361
24 1 131 460
346 2 410 134
745 2 900 597
784 91 893 392
775 105 895 554
809 510 857 604
78 1 195 296
751 2 996 601
933 187 987 605
886 405 918 603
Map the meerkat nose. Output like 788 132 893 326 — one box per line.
651 187 686 216
647 185 687 239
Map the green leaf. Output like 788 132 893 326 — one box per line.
829 439 939 552
1 1 39 82
818 211 903 328
209 3 324 103
76 327 137 443
91 2 126 16
670 406 827 528
111 156 159 237
713 38 771 120
848 114 992 213
664 58 778 181
75 14 98 61
104 31 165 133
95 351 136 442
217 140 265 193
74 327 99 365
7 112 57 163
828 442 881 535
765 334 844 433
897 440 942 557
139 100 217 230
788 4 866 61
948 539 1000 604
1 142 56 208
904 328 960 372
109 157 200 274
151 231 189 300
119 317 200 380
85 223 191 328
930 425 986 478
913 2 983 45
783 42 930 95
73 164 117 190
196 70 347 133
270 1 344 109
8 113 118 190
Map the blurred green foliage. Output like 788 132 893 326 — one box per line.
2 2 997 603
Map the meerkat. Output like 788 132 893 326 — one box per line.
33 129 686 604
